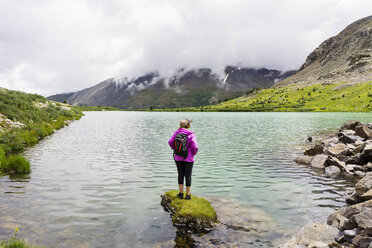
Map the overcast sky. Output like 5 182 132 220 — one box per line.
0 0 371 96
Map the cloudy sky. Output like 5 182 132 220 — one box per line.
0 0 371 96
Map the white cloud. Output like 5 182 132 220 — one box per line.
0 0 371 96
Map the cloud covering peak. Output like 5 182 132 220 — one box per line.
0 0 371 96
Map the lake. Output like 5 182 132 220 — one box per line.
1 112 372 247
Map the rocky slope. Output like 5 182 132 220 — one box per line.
47 67 295 109
276 15 372 88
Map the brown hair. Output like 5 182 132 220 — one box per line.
179 118 191 129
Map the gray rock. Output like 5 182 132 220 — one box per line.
327 156 351 173
280 222 338 248
361 189 372 201
361 144 372 163
366 162 372 170
341 120 362 131
346 164 357 171
352 208 372 230
344 229 357 238
343 129 356 135
346 191 362 205
352 234 372 248
355 171 366 178
326 143 348 157
338 132 364 144
355 174 372 195
356 140 365 146
304 144 324 156
311 155 329 169
294 155 313 165
355 124 372 140
325 166 341 178
328 200 372 224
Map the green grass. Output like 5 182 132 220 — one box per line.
165 190 217 221
0 87 83 175
0 238 44 248
151 81 372 112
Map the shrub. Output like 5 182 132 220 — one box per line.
1 155 31 175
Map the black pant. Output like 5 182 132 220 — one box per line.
175 161 194 187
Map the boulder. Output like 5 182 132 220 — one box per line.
351 235 372 248
352 208 372 230
341 120 362 131
366 162 372 171
361 144 372 163
326 144 348 157
294 155 313 165
328 200 372 225
325 166 341 178
355 142 366 154
361 189 372 201
344 229 357 238
327 156 351 173
355 124 372 140
343 129 356 136
304 144 324 156
346 191 362 205
338 132 363 144
280 222 338 248
355 174 372 196
355 171 366 178
311 155 329 169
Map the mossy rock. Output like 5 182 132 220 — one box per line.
161 190 218 233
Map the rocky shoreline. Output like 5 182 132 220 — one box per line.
285 120 372 248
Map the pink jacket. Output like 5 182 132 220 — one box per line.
168 128 199 162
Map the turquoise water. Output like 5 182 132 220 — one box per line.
0 112 371 247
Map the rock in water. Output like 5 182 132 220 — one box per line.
311 154 329 169
304 144 324 156
160 190 218 233
294 155 313 165
325 166 341 178
355 124 372 140
341 121 362 131
280 222 338 248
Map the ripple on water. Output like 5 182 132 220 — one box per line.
1 112 372 247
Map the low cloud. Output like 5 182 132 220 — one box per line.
0 0 371 96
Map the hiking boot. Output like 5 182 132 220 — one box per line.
177 192 184 199
185 194 191 200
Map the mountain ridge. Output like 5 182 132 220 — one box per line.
48 67 296 109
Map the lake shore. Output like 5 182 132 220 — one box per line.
283 120 372 247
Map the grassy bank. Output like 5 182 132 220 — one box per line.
0 87 83 175
149 81 372 112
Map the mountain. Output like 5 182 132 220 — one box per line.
48 67 295 109
276 15 372 88
201 15 372 112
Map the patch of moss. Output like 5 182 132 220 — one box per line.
165 190 217 221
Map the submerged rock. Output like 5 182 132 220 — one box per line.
279 222 338 248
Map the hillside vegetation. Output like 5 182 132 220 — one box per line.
0 87 82 175
168 81 372 112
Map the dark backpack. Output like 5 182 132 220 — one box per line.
174 133 189 158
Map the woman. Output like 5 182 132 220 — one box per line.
168 118 199 200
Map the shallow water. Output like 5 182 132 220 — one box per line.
1 112 372 247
